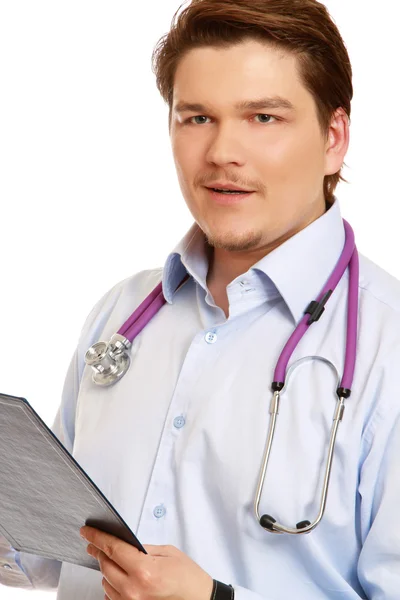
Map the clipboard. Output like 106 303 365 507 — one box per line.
0 392 146 571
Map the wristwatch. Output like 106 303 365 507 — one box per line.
211 579 235 600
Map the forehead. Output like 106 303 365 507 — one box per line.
172 39 312 113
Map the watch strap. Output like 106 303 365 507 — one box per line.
211 579 235 600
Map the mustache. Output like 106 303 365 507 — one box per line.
196 174 260 191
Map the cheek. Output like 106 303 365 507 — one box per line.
172 135 200 181
256 127 324 182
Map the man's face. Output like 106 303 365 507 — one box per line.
170 39 344 252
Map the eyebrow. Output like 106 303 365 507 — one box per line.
174 96 296 114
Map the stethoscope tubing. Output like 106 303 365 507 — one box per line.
255 220 359 534
274 220 357 390
86 218 359 536
118 275 190 342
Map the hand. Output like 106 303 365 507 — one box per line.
80 526 214 600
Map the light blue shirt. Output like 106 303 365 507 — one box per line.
1 197 400 599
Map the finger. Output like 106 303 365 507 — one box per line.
97 550 127 594
81 526 143 571
102 575 122 600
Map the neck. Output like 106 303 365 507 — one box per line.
206 199 330 290
206 244 271 290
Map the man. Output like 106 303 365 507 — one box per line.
1 0 400 598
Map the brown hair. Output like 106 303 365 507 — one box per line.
151 0 353 204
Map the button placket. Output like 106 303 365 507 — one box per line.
135 332 210 544
205 331 218 344
173 415 186 429
153 505 166 519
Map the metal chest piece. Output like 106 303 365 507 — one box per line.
84 334 132 387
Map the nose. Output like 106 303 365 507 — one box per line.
205 123 246 167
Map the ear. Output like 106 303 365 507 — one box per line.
324 108 350 176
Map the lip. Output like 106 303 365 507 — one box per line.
204 186 255 205
206 182 253 192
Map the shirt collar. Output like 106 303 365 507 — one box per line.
162 196 346 324
162 222 210 302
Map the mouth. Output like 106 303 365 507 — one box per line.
204 186 255 205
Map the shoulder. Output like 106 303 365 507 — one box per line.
77 267 163 347
358 253 400 315
357 253 400 355
356 254 400 433
357 252 400 360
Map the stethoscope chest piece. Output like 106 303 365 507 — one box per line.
84 334 131 387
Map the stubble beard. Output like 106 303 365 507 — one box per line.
204 228 263 252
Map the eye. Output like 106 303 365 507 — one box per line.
185 116 211 125
254 114 277 124
183 114 278 125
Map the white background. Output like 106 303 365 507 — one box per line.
0 1 398 597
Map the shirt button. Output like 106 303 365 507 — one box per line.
153 505 166 519
2 564 12 570
205 331 218 344
173 416 186 429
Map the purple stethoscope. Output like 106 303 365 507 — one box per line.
85 220 359 536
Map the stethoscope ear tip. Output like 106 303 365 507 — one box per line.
296 520 311 530
259 514 312 533
259 514 276 530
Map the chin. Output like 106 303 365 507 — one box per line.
204 228 263 252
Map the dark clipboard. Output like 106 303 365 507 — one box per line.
0 392 146 571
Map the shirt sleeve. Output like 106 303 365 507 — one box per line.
234 587 273 599
0 281 123 590
0 349 80 590
357 362 400 598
